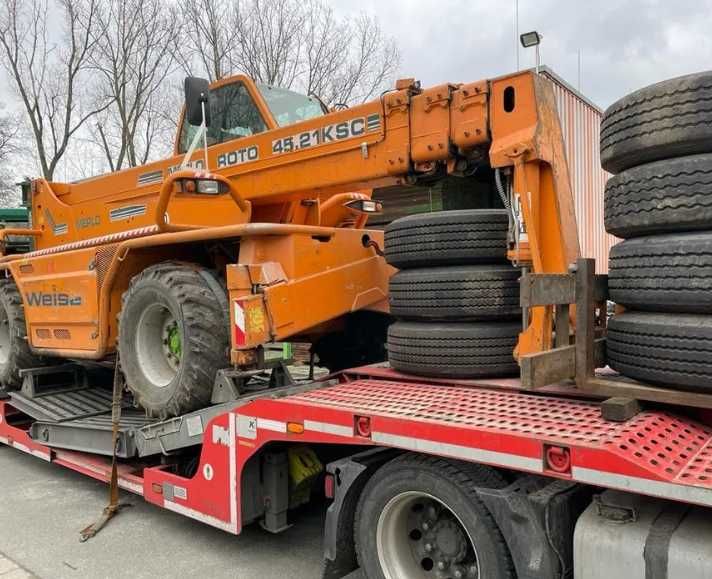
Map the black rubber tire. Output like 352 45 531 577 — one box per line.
0 279 48 389
605 154 712 238
355 454 513 579
609 233 712 313
384 209 509 269
389 265 521 321
601 70 712 174
387 321 519 378
608 312 712 392
118 262 230 418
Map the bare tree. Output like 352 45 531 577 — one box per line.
235 0 304 88
0 112 22 205
301 1 351 102
0 0 110 181
176 0 241 82
90 0 179 170
175 0 400 106
321 13 400 106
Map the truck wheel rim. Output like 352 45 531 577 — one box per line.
135 303 181 388
0 307 9 365
376 491 480 579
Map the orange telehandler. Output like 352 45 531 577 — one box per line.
0 71 578 418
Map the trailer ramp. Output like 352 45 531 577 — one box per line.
13 364 325 458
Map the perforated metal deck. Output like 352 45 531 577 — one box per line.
277 378 712 504
291 379 617 444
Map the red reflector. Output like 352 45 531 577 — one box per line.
355 415 371 438
324 474 335 499
545 445 571 474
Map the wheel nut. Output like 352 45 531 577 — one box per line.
437 560 449 570
422 522 430 531
454 570 463 579
424 543 434 553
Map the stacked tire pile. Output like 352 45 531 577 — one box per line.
383 209 521 378
602 70 712 391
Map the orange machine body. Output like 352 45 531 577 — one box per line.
0 71 579 364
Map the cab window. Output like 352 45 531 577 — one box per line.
257 84 325 127
179 82 267 153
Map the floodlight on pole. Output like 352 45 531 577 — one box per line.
520 31 543 74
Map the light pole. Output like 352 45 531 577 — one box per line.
520 30 543 74
515 0 520 71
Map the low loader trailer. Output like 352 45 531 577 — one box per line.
2 67 712 578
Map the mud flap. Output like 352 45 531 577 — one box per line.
321 448 399 579
477 475 594 579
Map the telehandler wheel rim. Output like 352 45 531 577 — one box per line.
377 491 480 579
135 303 181 389
0 307 9 365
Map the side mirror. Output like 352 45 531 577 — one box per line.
184 77 211 127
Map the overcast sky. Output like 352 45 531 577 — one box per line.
334 0 712 110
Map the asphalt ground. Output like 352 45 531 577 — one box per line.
0 446 326 579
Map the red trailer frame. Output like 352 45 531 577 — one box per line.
2 365 712 540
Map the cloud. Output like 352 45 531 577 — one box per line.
333 0 712 109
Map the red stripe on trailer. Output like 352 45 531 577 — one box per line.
52 449 144 495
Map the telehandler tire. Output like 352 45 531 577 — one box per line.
118 262 230 419
604 154 712 238
387 320 519 378
0 278 48 389
608 312 712 392
389 265 521 321
384 209 509 270
601 70 712 174
608 232 712 313
354 453 514 579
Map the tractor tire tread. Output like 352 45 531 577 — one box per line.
0 278 49 388
119 261 229 419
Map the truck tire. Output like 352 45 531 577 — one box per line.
608 312 712 392
389 265 521 321
609 233 712 313
354 453 514 579
605 154 712 238
601 70 712 174
384 210 509 269
387 321 519 378
118 262 230 419
0 279 47 389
